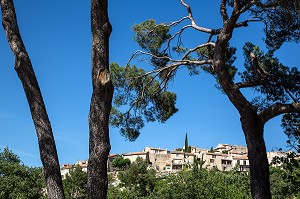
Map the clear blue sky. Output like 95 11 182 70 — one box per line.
0 1 299 167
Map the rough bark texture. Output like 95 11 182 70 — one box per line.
0 0 65 198
87 0 113 198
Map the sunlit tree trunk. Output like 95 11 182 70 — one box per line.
0 0 64 198
87 0 114 198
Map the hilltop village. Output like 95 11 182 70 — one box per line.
60 143 295 178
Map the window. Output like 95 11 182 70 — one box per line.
210 159 214 163
243 160 247 165
237 160 240 165
212 155 216 158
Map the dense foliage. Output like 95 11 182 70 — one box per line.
241 42 300 109
110 62 178 141
270 154 300 199
117 157 157 197
0 147 45 199
62 165 87 199
251 0 300 52
2 149 300 199
282 113 300 152
108 162 251 199
108 160 300 198
111 156 131 170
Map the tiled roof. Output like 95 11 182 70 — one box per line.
123 151 148 156
146 146 166 151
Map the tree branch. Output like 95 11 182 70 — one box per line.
128 57 213 80
240 1 257 14
235 18 261 28
220 0 229 22
168 16 189 27
180 0 215 34
260 103 300 124
182 42 215 60
234 80 262 89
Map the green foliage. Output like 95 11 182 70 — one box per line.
111 156 131 170
226 1 300 52
110 156 251 198
117 157 156 197
133 20 175 81
251 0 300 52
269 155 300 198
281 113 300 151
133 19 171 55
108 186 140 199
62 165 87 199
194 154 206 170
108 160 300 198
0 147 20 163
110 62 178 141
152 169 251 199
270 166 294 199
0 147 45 199
241 42 300 108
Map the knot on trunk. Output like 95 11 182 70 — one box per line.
97 68 111 85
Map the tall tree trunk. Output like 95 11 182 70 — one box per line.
215 28 272 198
0 0 65 198
241 114 271 199
87 0 113 198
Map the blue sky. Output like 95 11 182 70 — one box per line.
0 1 299 167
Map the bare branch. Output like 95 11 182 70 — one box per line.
162 24 193 53
182 42 215 60
168 16 189 27
126 50 171 67
128 57 213 80
260 103 300 124
180 0 214 34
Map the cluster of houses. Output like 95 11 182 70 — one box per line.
60 143 295 178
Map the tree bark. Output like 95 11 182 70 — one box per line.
87 0 113 198
241 114 271 199
0 0 65 198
